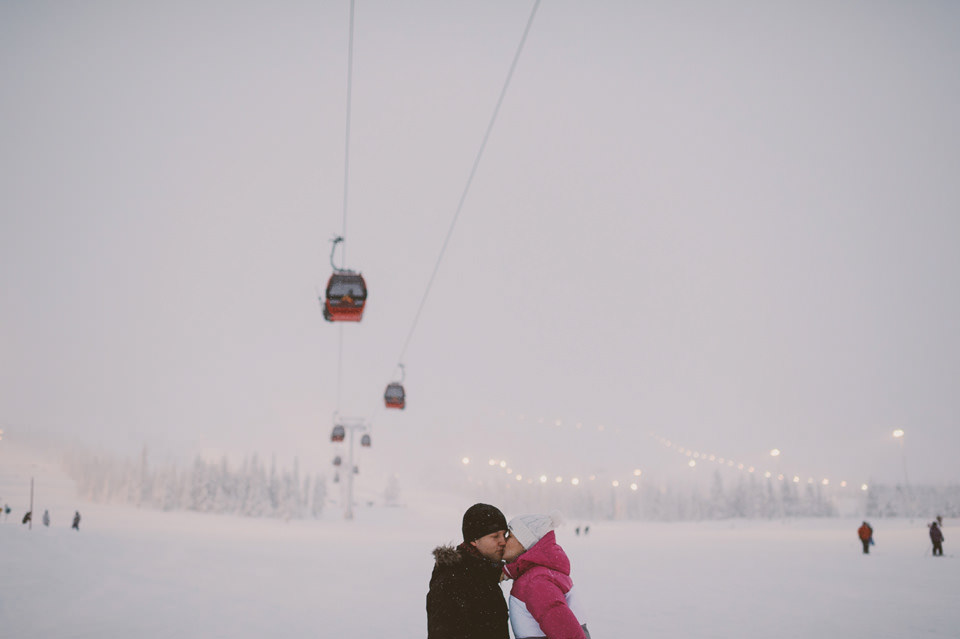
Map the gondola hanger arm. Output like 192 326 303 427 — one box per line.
330 236 345 271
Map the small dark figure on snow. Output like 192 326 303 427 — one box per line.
575 526 580 536
72 511 81 531
929 521 945 556
858 521 874 554
584 525 590 536
42 509 50 527
22 511 32 525
3 504 9 521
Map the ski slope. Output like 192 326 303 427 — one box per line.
0 450 956 638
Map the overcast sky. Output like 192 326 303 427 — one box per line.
2 1 959 491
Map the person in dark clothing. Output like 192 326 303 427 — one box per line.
858 521 873 554
427 503 510 639
930 521 945 556
22 511 31 525
72 511 81 531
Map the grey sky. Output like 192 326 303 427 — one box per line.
2 1 959 489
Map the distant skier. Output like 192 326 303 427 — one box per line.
858 521 874 554
72 511 81 531
42 510 50 527
22 511 32 525
929 521 944 556
3 504 9 521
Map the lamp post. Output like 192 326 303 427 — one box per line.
770 449 784 519
892 429 912 517
892 429 908 483
610 479 622 520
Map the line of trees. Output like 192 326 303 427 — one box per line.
465 470 960 521
865 483 960 519
463 470 840 521
61 449 959 523
62 448 327 520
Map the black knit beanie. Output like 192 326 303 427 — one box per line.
462 503 507 541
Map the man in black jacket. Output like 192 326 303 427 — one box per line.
427 503 509 639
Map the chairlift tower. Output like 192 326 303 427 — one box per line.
329 416 371 520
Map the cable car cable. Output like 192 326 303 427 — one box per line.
341 0 355 263
394 0 541 369
336 0 357 413
338 325 345 411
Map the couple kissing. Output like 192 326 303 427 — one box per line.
426 503 591 639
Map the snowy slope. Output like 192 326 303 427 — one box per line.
0 447 957 638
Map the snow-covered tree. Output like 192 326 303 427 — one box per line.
384 474 401 506
311 475 327 517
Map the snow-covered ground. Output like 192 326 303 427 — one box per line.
1 451 957 638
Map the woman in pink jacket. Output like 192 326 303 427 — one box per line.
501 512 590 639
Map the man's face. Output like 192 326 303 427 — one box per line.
502 534 525 562
470 529 507 562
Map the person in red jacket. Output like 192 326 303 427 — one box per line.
501 511 590 639
858 521 874 554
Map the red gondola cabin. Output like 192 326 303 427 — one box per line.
324 271 367 322
384 382 405 409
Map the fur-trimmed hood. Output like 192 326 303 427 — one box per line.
432 544 464 567
432 541 493 568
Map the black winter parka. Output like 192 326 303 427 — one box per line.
426 542 509 639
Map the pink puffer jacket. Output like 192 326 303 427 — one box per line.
502 531 588 639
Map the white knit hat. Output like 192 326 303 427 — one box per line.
508 510 564 550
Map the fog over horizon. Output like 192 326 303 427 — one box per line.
3 1 959 494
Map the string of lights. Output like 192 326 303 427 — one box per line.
459 455 646 492
469 408 871 493
650 435 869 492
